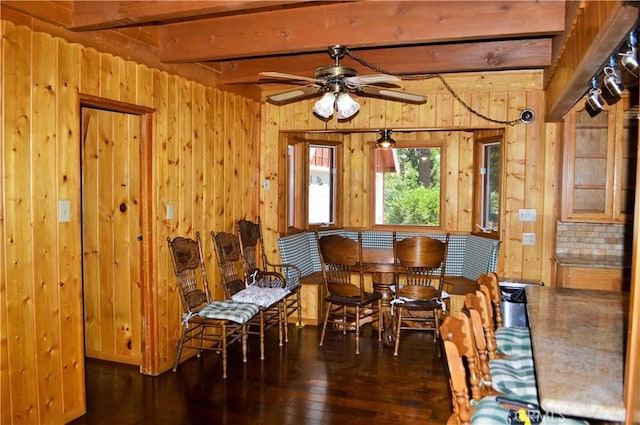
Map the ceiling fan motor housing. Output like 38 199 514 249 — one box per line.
315 65 358 80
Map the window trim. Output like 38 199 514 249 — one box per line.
369 139 445 231
287 139 342 233
472 135 502 239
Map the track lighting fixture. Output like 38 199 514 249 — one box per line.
619 29 638 78
376 129 396 150
603 56 624 104
585 77 605 116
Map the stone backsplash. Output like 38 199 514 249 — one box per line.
556 221 633 257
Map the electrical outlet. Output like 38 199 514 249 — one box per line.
522 233 536 246
263 179 271 191
58 200 71 223
518 209 537 222
167 204 174 220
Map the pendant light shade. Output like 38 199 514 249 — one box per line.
376 129 396 149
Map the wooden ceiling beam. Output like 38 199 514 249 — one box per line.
218 39 553 84
159 0 565 63
68 1 318 31
546 2 639 121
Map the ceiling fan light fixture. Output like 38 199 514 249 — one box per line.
313 92 336 118
336 93 360 119
376 129 396 150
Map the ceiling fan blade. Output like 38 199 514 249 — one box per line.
345 74 401 85
358 86 426 104
259 71 321 84
266 86 321 105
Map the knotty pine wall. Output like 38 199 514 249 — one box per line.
1 20 259 424
260 71 557 286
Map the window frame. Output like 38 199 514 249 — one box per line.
473 135 502 238
370 139 445 231
287 139 342 232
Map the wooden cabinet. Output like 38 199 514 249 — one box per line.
555 264 627 291
560 96 637 222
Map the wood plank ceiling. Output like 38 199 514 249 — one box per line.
2 0 636 116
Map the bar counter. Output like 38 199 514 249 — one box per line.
525 285 629 422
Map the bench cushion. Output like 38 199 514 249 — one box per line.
277 233 315 279
462 235 501 280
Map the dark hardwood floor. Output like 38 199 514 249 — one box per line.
69 324 452 425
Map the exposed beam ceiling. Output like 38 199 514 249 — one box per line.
61 0 565 86
3 0 636 118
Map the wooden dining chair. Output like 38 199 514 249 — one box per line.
391 233 449 356
211 231 289 360
236 217 302 330
440 315 547 425
167 232 259 378
477 272 504 328
315 232 383 354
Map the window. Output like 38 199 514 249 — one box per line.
474 136 502 234
288 141 341 230
373 143 443 227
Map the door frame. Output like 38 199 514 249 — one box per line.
79 93 157 374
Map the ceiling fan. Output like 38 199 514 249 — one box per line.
260 45 426 118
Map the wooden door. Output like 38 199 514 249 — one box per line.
81 107 142 365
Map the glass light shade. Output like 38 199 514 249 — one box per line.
336 93 360 119
313 93 336 118
376 129 396 149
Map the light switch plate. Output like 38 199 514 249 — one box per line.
518 209 537 222
59 200 71 223
522 233 536 246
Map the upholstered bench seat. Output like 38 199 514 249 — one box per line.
277 230 500 325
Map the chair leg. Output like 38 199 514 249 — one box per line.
377 299 383 342
259 310 265 360
342 305 348 335
355 306 361 355
172 326 188 372
282 301 288 344
241 324 248 363
394 308 403 356
319 301 331 347
434 313 441 358
221 323 228 379
296 289 302 326
196 324 205 357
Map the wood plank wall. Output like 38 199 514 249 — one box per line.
260 71 557 286
1 20 259 424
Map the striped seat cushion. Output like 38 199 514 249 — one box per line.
496 334 533 358
190 300 259 324
490 355 535 377
472 397 589 425
490 373 539 403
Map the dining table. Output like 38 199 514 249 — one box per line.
525 285 629 422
